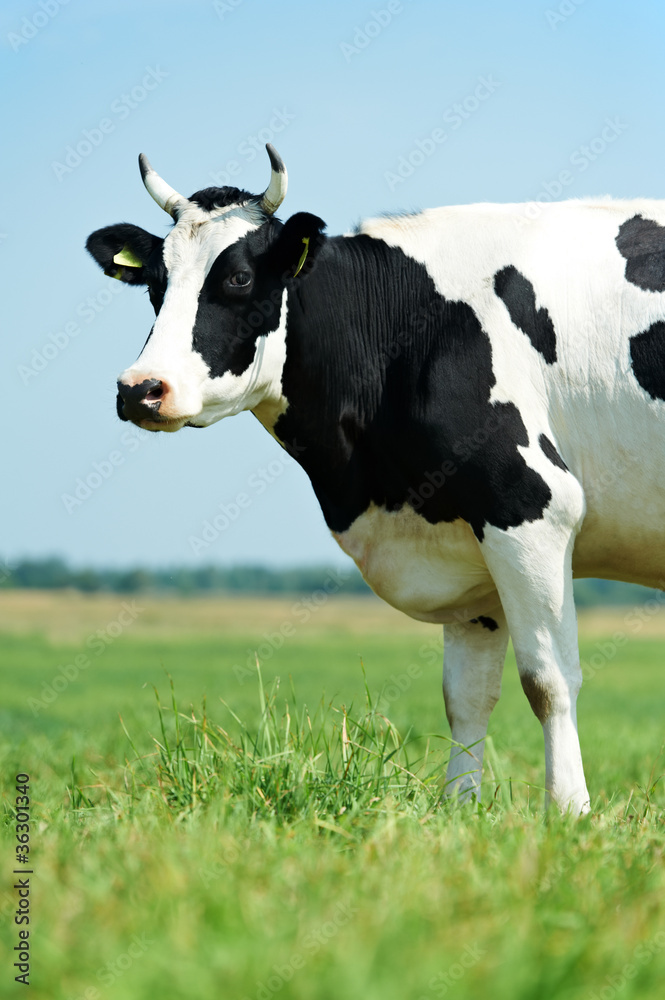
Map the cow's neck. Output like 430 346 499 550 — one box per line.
267 233 443 532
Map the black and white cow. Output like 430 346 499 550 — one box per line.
86 145 665 814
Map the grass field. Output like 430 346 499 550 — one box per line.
1 590 664 1000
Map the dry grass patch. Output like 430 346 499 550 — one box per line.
0 589 441 643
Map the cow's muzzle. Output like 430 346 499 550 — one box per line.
117 378 166 424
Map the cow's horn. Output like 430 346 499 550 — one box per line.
259 144 288 215
138 154 187 218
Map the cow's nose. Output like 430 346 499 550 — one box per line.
117 378 167 423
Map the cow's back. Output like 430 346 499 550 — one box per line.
358 199 665 588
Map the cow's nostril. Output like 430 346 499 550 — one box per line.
145 382 164 402
116 377 169 424
117 378 163 404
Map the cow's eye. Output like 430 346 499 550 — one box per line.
229 271 252 287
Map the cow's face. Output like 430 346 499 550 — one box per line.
86 147 324 432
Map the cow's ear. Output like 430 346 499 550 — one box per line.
267 212 327 280
85 223 163 285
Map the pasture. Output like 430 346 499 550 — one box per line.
1 590 664 999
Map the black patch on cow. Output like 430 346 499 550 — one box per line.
616 215 665 292
191 220 285 377
141 256 169 316
470 616 499 631
629 321 665 401
270 236 552 540
539 433 568 471
189 214 327 379
520 673 552 724
493 265 557 364
188 186 259 213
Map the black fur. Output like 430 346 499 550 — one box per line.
494 265 557 364
470 616 499 631
629 321 665 401
539 434 568 471
272 236 552 540
188 186 258 213
616 214 665 292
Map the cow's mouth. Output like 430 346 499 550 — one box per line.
138 416 187 433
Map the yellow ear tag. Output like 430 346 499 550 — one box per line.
113 245 143 267
293 237 310 277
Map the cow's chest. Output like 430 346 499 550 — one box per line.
332 504 499 624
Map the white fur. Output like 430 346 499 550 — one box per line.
442 607 508 800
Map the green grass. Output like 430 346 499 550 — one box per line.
1 612 664 1000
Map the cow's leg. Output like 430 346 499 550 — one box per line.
480 511 590 814
443 607 509 802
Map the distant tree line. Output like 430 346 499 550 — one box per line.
0 557 370 596
572 578 663 609
0 557 661 607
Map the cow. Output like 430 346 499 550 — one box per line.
86 144 665 814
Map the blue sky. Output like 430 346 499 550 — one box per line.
2 0 664 569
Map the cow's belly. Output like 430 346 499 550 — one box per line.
569 440 665 588
573 513 665 589
332 504 499 623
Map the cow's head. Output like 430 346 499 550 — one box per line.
86 146 325 432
